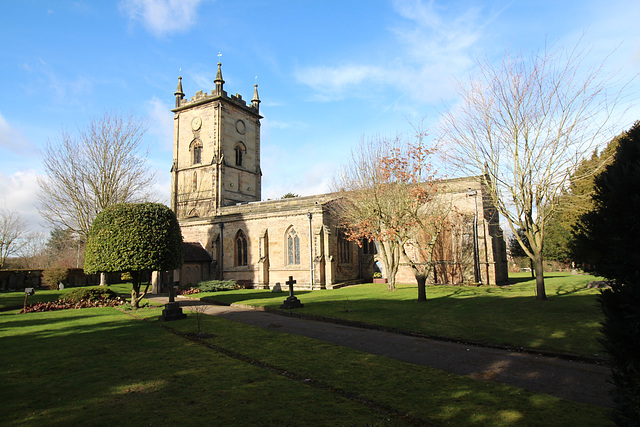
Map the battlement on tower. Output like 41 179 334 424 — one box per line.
172 62 261 116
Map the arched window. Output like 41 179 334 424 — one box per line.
286 227 300 265
361 238 377 255
235 142 246 167
338 229 351 263
191 140 202 165
235 230 248 267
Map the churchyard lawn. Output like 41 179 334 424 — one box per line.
197 273 605 358
0 302 609 426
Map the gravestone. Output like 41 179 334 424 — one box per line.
280 276 303 309
271 282 282 293
160 283 187 321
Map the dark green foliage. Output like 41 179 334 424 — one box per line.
573 121 640 425
572 123 640 283
84 202 183 275
195 280 238 292
280 192 299 199
508 229 534 277
508 228 530 259
42 267 69 290
64 287 120 304
545 136 619 263
84 203 183 308
599 284 640 426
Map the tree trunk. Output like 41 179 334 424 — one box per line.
131 271 141 309
529 259 535 279
534 251 547 301
416 274 427 302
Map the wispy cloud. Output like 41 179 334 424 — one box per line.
20 59 94 109
0 113 35 155
0 169 44 231
145 97 174 151
294 0 501 106
294 64 385 101
119 0 205 38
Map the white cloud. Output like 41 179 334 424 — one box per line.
145 97 174 151
0 113 35 155
294 64 385 101
119 0 205 38
294 0 491 106
0 170 46 233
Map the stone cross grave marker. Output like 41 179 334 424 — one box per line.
280 275 304 309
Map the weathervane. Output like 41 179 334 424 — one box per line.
217 52 222 63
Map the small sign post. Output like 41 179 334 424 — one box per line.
24 288 35 312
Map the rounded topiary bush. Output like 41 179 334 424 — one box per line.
84 202 183 275
84 202 183 308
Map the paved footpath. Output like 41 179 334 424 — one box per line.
147 295 612 408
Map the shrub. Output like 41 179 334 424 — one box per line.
195 280 238 292
84 202 184 309
42 267 69 290
64 287 120 304
20 287 126 313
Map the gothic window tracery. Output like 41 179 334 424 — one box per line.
235 230 248 267
338 229 351 263
286 227 300 265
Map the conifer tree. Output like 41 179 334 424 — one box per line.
572 121 640 425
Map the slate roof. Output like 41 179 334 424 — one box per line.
183 242 212 263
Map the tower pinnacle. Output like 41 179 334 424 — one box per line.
174 76 185 108
214 62 225 94
252 83 260 111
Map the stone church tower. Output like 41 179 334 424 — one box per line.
170 62 262 219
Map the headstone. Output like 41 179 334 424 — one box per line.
160 283 186 321
58 283 64 290
160 302 187 321
280 276 303 309
271 282 282 293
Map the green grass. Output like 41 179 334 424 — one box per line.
1 305 610 426
196 273 605 357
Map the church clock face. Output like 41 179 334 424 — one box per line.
191 116 202 131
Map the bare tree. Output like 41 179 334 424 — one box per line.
331 135 405 289
37 112 157 240
378 131 451 301
13 232 48 269
0 209 29 269
332 130 448 300
440 42 630 300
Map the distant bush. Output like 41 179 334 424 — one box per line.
42 267 69 290
196 280 239 292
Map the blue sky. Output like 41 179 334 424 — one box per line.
1 0 639 234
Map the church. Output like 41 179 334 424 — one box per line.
167 62 508 290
